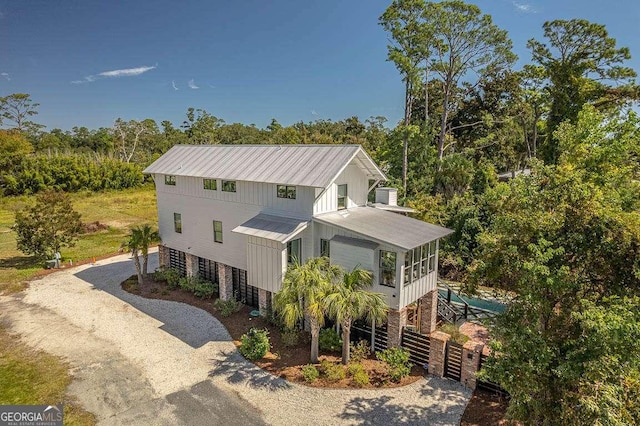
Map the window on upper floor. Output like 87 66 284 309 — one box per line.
165 175 176 186
380 250 397 288
287 238 301 265
203 179 217 190
174 213 182 233
213 220 223 243
337 184 348 210
222 180 236 192
277 185 296 199
404 240 437 285
320 239 330 258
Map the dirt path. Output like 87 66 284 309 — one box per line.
0 251 471 425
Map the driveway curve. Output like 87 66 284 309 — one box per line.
0 251 471 425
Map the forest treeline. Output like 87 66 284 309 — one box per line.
2 1 640 423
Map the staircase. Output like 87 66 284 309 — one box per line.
436 280 502 325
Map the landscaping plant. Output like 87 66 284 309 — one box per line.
349 340 371 362
301 364 319 383
318 328 342 352
376 347 412 382
239 328 270 361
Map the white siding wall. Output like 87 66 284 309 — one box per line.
313 163 370 215
247 236 286 293
330 241 375 273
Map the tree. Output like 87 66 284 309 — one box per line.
0 93 43 134
528 19 639 163
273 257 342 363
324 268 388 365
13 191 82 260
113 118 157 163
121 225 159 285
181 108 224 144
0 129 32 163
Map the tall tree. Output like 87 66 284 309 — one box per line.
324 268 388 365
14 191 82 260
273 257 342 363
0 93 44 134
528 19 638 164
121 225 159 285
181 108 224 144
113 118 157 163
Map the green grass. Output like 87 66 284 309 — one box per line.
0 185 157 293
0 327 96 425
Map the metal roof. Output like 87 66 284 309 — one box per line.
143 144 387 188
371 203 415 213
330 235 379 250
314 207 453 251
231 213 309 243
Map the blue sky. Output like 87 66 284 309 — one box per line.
1 0 639 131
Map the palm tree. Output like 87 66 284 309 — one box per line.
273 257 341 363
121 224 159 285
325 268 388 365
137 224 160 277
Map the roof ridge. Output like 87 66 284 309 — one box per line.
172 144 362 148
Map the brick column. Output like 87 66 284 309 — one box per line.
158 245 170 269
419 289 438 335
185 253 198 277
428 331 450 377
461 341 484 390
258 289 270 316
217 264 233 301
386 307 408 348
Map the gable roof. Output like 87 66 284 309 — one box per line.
143 144 386 188
313 207 453 251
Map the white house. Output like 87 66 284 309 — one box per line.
144 144 452 345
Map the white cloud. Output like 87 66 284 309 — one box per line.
71 64 156 84
188 79 199 89
1 72 9 81
512 1 536 13
172 80 178 90
311 110 318 116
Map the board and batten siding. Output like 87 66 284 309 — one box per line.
314 163 370 215
330 240 374 273
246 236 286 293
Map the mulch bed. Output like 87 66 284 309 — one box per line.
121 275 424 389
460 389 512 425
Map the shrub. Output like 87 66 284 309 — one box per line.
301 364 319 383
178 276 197 292
350 340 371 363
438 323 470 345
320 359 346 383
281 329 300 347
214 298 243 317
163 268 182 290
319 328 342 352
376 347 412 382
193 280 217 299
239 328 270 361
352 370 370 387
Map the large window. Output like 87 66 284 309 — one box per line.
287 238 301 265
203 179 217 190
379 250 397 287
173 213 182 233
213 220 223 243
404 240 438 285
222 180 236 192
277 185 296 199
320 239 330 258
337 184 348 210
165 175 176 186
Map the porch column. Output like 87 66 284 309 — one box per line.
461 342 484 390
258 289 270 316
419 289 439 335
158 244 170 269
428 331 450 377
217 263 233 301
387 306 407 348
185 253 198 277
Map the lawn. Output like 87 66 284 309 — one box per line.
0 185 157 293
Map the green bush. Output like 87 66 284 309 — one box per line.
320 359 346 382
214 298 243 317
319 328 342 352
347 362 364 376
239 328 270 361
163 268 182 290
376 347 412 382
352 370 370 387
193 279 217 299
301 364 319 383
350 340 371 362
178 276 196 292
280 329 299 347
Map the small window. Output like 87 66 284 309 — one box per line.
213 220 223 243
320 239 330 258
380 250 397 287
174 213 182 233
222 180 236 192
404 249 412 285
165 175 176 186
277 185 296 199
428 240 437 273
337 184 347 210
287 238 301 265
203 179 217 190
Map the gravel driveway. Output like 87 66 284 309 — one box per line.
0 251 471 425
